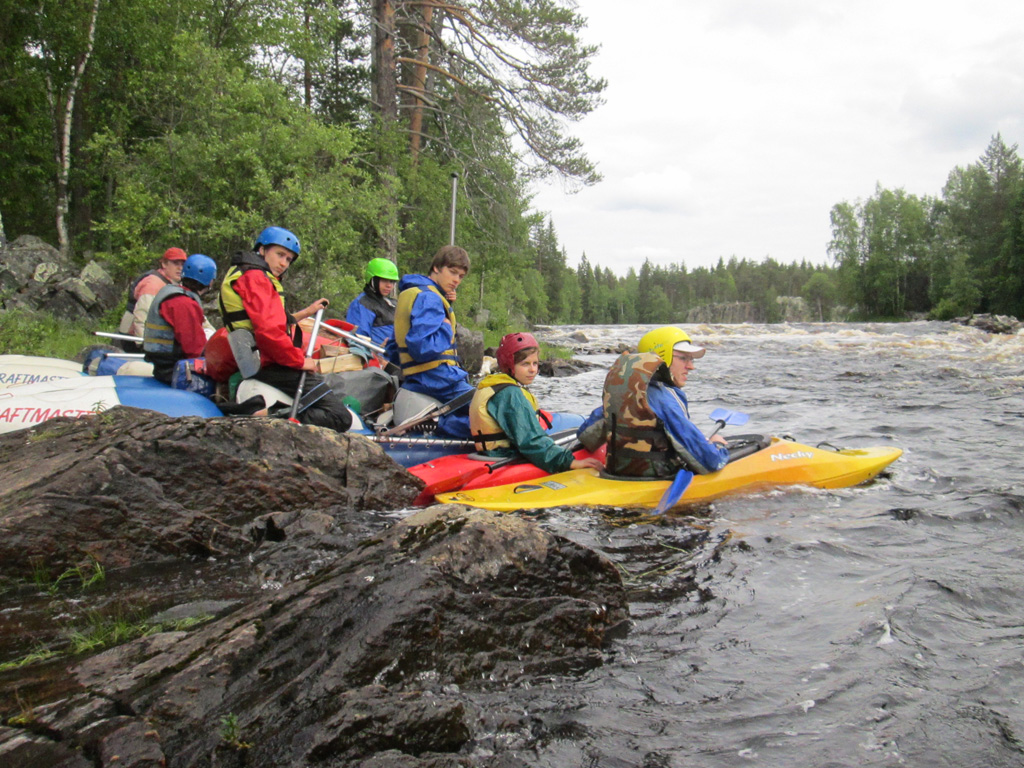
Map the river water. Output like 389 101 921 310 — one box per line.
472 321 1024 768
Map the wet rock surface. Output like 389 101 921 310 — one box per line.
0 408 421 582
0 412 628 767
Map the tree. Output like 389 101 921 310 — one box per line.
801 272 837 321
374 0 605 183
28 0 102 257
940 134 1023 310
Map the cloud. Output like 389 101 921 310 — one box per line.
530 0 1024 274
901 38 1024 151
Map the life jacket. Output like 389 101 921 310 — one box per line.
219 251 286 332
392 282 460 376
125 269 169 312
470 373 554 452
357 282 397 328
602 351 684 478
143 284 202 362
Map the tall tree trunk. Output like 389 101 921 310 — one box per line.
372 0 398 123
372 0 399 259
47 0 101 259
303 5 312 107
408 4 433 163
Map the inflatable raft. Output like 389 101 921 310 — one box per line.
0 374 224 435
408 439 606 506
0 355 86 389
435 436 902 512
0 365 586 470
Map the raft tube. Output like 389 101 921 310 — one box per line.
0 355 86 390
0 375 223 435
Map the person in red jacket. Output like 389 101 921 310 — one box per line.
143 254 218 385
219 226 352 432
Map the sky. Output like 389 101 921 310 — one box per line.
529 0 1024 275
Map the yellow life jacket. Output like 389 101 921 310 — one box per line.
392 283 459 375
219 254 286 333
470 373 545 452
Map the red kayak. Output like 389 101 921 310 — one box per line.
409 441 606 506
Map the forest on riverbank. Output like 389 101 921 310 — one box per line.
2 1 1022 328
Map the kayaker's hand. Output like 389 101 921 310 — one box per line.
710 434 728 447
301 357 318 372
571 457 604 471
296 298 330 322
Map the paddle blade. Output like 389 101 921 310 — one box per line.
654 469 694 514
708 408 749 427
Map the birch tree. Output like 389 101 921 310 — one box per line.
29 0 102 257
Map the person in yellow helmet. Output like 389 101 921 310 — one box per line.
577 326 729 477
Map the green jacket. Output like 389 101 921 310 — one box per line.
482 384 575 474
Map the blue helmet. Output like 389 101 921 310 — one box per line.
183 254 218 287
254 226 301 259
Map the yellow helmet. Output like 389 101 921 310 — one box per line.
638 326 706 366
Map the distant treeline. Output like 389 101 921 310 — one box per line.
520 134 1024 325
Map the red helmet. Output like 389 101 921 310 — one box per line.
496 332 539 374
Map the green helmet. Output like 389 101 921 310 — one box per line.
365 258 399 283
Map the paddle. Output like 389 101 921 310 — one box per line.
288 308 325 424
316 322 401 375
653 408 751 514
419 429 579 499
96 331 143 343
379 388 476 437
707 407 749 437
317 322 386 356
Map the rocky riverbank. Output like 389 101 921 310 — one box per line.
0 409 627 767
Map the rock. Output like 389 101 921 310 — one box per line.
0 408 422 583
538 357 602 378
79 260 120 310
0 235 119 320
456 325 484 376
569 331 589 342
685 301 761 324
0 506 627 767
956 313 1022 335
1 236 68 285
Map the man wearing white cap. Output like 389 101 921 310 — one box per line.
577 326 729 477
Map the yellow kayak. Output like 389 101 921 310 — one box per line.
436 437 902 512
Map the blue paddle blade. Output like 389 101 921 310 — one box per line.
709 407 749 426
654 469 694 514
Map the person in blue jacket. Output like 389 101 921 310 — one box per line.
345 257 399 356
386 245 474 437
577 326 729 477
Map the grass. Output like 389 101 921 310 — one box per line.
0 647 59 673
0 611 213 672
219 713 252 750
66 612 212 655
0 309 99 359
32 557 106 596
480 329 574 361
